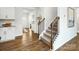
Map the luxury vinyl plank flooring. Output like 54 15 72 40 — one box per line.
57 34 79 51
0 29 50 51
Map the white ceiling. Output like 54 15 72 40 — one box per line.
23 7 40 14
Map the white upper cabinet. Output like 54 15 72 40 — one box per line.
0 7 15 19
0 8 6 19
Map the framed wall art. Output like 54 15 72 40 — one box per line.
68 7 75 27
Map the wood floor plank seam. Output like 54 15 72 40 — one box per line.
0 30 50 51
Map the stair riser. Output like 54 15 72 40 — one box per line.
40 38 51 47
54 24 58 27
50 23 58 27
44 33 51 39
48 27 57 32
46 30 57 34
53 28 57 31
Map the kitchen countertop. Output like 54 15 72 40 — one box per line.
0 26 16 28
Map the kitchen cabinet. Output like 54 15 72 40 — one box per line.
6 27 15 40
0 7 15 19
0 27 15 42
0 28 5 41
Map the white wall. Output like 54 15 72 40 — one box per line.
14 7 58 36
53 7 77 50
76 8 79 33
14 7 39 36
38 7 58 37
14 7 30 36
42 7 57 30
14 8 23 36
39 7 57 30
29 11 37 33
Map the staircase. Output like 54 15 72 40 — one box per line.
39 16 60 50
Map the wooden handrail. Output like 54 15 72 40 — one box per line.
51 16 60 26
38 18 45 25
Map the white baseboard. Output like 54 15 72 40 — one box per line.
0 39 15 43
53 33 77 51
39 30 46 40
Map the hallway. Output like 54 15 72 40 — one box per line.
0 29 50 51
57 34 79 51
